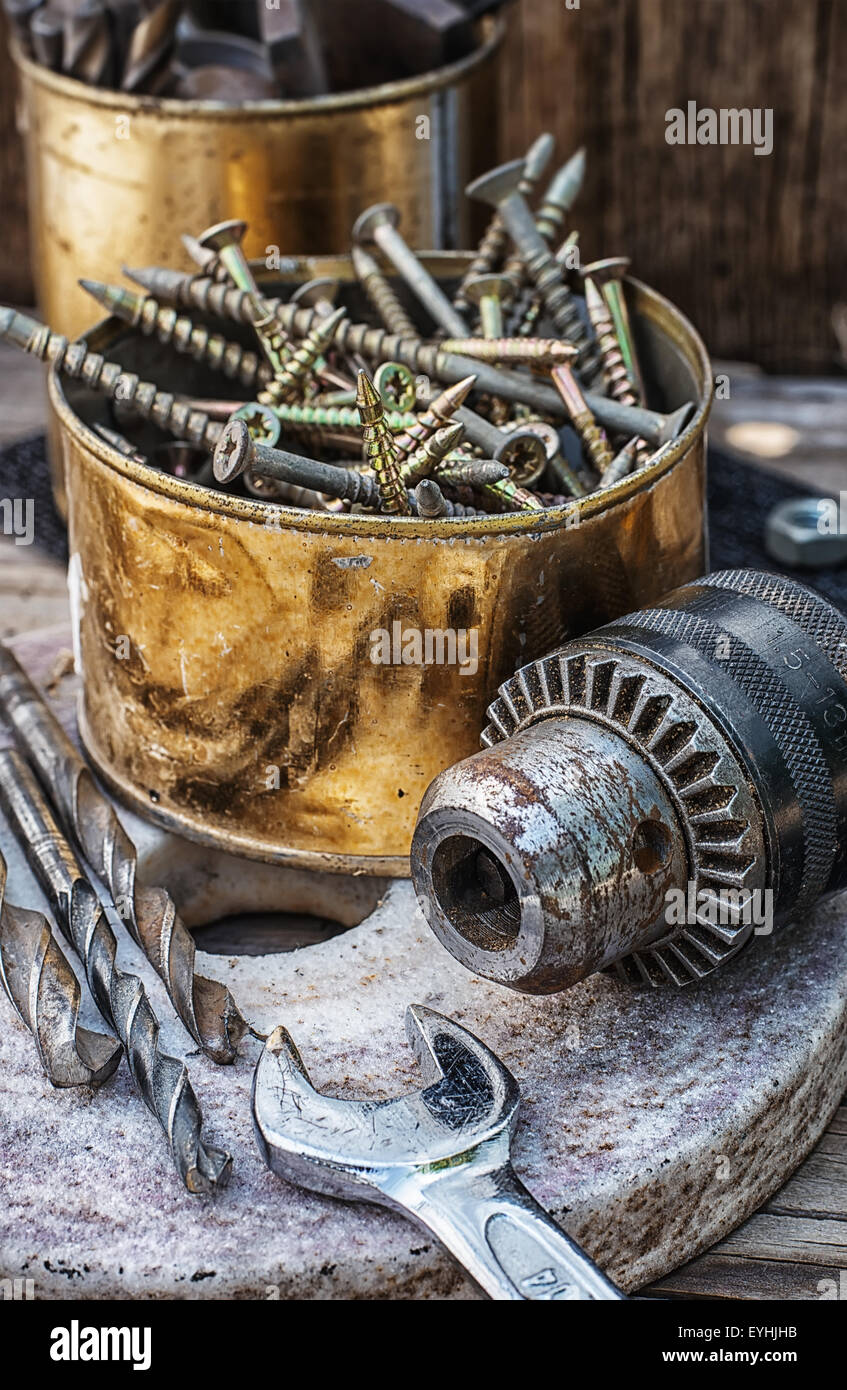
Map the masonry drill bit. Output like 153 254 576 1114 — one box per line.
399 422 465 487
0 645 251 1067
0 749 231 1192
120 270 686 446
551 362 614 475
351 244 420 340
120 0 180 92
0 848 122 1089
259 306 347 406
0 307 222 450
79 279 267 392
454 133 555 311
357 369 411 515
437 337 578 367
392 375 476 461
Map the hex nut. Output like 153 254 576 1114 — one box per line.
764 496 847 569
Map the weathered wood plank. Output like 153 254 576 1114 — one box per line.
645 1254 843 1301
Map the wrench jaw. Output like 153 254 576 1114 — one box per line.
404 1005 520 1149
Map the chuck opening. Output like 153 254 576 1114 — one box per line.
430 834 521 953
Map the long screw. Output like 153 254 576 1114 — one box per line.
0 645 252 1065
353 203 469 339
582 257 647 405
437 337 578 367
414 479 487 519
583 276 650 467
351 244 420 340
259 307 346 406
120 270 690 446
80 279 267 391
551 363 614 475
434 457 510 489
535 146 587 244
356 370 411 515
399 422 465 487
196 219 292 378
454 133 555 311
215 419 387 509
0 848 122 1089
0 750 231 1193
466 159 603 382
599 436 641 489
392 375 476 460
0 308 222 449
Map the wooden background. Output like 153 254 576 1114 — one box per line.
1 0 846 371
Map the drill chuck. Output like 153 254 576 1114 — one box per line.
411 570 847 992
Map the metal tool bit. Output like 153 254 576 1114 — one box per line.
413 569 847 992
29 3 64 67
0 848 122 1088
253 1004 624 1301
353 203 469 339
62 0 111 82
120 0 180 92
0 645 251 1065
3 0 42 53
0 749 231 1191
260 0 328 97
466 158 603 382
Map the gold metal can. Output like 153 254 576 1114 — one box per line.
11 21 504 341
50 256 712 876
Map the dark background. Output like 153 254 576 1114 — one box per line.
1 0 844 373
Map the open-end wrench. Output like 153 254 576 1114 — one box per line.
252 1005 624 1301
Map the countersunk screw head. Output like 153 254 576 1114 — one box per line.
463 273 515 307
581 256 631 286
197 219 248 255
290 277 340 310
214 419 252 483
352 202 400 244
466 157 525 208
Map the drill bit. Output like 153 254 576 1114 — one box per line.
120 0 180 92
356 369 411 515
0 645 251 1066
0 848 122 1088
0 749 231 1192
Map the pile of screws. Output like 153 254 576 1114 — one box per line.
0 136 695 521
3 0 503 98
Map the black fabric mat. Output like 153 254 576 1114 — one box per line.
1 433 845 610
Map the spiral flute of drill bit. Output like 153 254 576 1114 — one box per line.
352 244 420 339
80 279 267 392
551 364 614 476
0 848 122 1089
0 308 222 451
399 423 465 487
0 646 252 1065
356 370 411 516
0 749 231 1192
259 307 346 406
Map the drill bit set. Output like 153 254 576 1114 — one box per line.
0 138 695 523
4 0 505 98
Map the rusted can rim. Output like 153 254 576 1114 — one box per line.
10 14 504 119
49 267 713 540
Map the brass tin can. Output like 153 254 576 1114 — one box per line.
11 21 503 341
50 255 712 876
